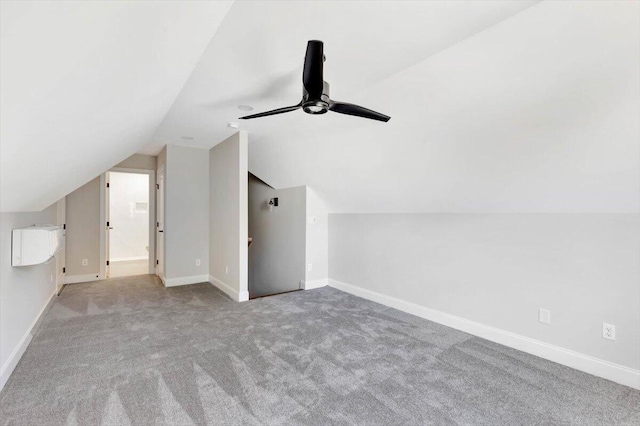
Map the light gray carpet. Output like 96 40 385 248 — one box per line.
1 275 638 425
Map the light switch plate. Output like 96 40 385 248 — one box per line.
539 308 551 325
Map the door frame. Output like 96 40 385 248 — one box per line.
56 197 66 292
105 172 111 278
156 165 165 283
101 167 156 277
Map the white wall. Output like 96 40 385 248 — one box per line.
248 174 306 298
329 214 640 380
163 145 209 284
305 187 328 286
0 203 59 389
209 132 248 301
108 172 149 261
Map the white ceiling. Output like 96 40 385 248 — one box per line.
0 1 233 212
148 0 538 153
2 1 638 213
150 0 639 213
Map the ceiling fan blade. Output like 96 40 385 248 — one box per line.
239 104 301 120
329 101 391 122
303 40 324 99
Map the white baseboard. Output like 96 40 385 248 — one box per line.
65 273 103 284
163 274 209 287
328 278 640 390
301 278 328 290
0 289 57 391
209 275 249 302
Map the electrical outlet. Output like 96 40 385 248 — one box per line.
603 323 616 341
225 266 228 274
82 259 88 266
308 263 313 272
195 259 201 267
308 216 317 225
539 308 551 325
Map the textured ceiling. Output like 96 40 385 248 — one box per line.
2 1 638 213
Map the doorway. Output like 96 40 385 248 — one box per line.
105 171 152 278
248 173 306 298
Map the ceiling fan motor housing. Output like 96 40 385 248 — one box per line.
303 81 330 114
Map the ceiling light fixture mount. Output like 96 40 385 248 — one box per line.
228 122 239 129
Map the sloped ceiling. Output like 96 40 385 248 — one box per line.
149 0 640 213
2 1 639 214
0 0 233 212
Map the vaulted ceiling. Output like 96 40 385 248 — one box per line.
2 1 638 213
0 1 233 211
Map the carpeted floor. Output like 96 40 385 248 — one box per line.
1 275 638 425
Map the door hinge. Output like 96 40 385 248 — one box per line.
106 260 109 266
156 222 159 227
63 223 66 230
106 182 110 188
156 184 160 190
106 221 109 227
156 259 159 265
63 267 66 273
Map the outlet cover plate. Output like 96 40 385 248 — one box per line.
603 323 616 341
539 308 551 325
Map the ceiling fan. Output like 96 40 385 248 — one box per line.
239 40 390 122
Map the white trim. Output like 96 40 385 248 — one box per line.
109 167 156 275
301 278 328 290
65 273 103 284
209 275 249 302
328 278 640 390
238 131 249 301
163 274 209 288
99 174 106 280
0 289 57 391
156 165 165 282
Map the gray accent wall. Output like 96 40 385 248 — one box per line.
115 153 157 170
248 174 306 298
1 204 58 387
65 154 159 280
209 132 249 301
329 213 640 370
65 177 101 277
164 145 209 280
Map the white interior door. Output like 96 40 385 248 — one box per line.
156 167 165 280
